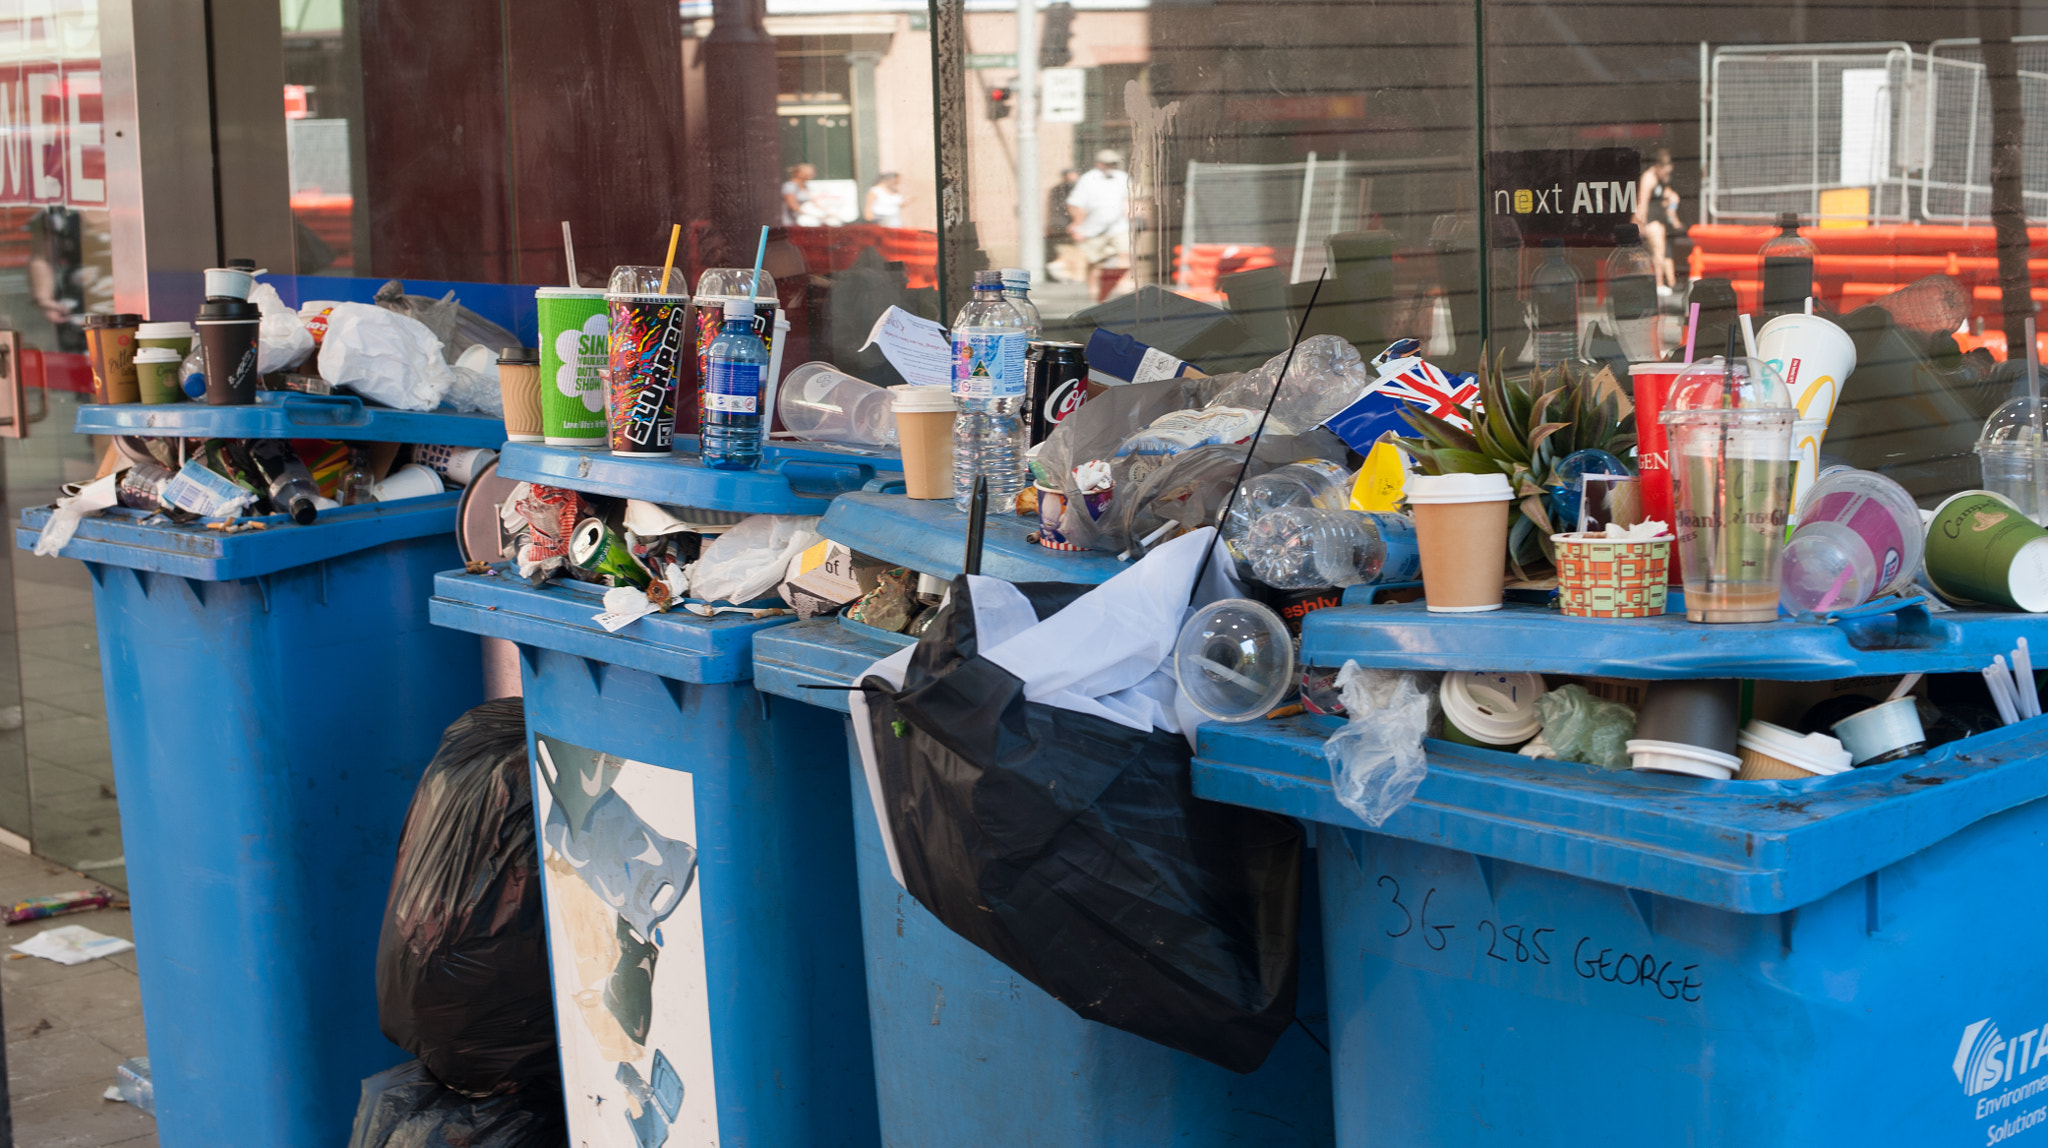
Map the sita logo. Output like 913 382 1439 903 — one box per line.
1958 1018 2048 1097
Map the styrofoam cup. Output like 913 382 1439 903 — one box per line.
370 463 444 503
1829 696 1927 766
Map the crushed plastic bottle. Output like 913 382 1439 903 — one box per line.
1223 460 1354 541
1202 335 1373 436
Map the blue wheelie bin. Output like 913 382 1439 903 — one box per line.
750 490 1338 1146
428 440 890 1148
1189 599 2048 1147
15 395 504 1148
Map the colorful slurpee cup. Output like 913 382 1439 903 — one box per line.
606 292 690 456
693 268 780 436
536 287 609 446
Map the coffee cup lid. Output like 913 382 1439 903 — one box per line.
81 313 142 328
1439 671 1545 743
891 385 956 413
137 321 196 339
1405 471 1512 504
197 299 259 321
1737 720 1853 775
132 347 183 363
499 346 540 365
1626 739 1741 780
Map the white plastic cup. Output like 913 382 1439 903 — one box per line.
778 362 899 447
370 463 445 502
203 267 256 301
1756 313 1858 427
412 444 497 487
1829 696 1927 765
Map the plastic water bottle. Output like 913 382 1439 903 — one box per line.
704 298 768 470
1223 460 1354 542
1244 507 1419 589
1605 224 1664 363
952 270 1030 512
1759 212 1817 321
1000 268 1044 338
1530 239 1581 369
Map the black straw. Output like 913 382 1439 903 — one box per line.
963 474 989 576
1185 270 1329 601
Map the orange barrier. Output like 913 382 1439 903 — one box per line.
1172 243 1284 299
290 194 356 271
783 224 937 290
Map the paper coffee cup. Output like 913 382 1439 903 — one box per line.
1756 313 1857 428
892 385 957 500
413 444 497 487
1735 720 1853 780
1788 417 1828 527
1438 671 1545 748
1924 490 2048 611
496 348 543 441
1407 472 1512 612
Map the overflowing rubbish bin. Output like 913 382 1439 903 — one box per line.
15 396 505 1148
752 491 1338 1146
428 440 888 1148
1188 601 2048 1146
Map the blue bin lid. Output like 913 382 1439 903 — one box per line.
75 394 507 447
819 490 1128 584
1191 714 2048 916
16 495 459 580
495 440 895 516
430 567 790 684
753 615 916 713
1301 599 2048 679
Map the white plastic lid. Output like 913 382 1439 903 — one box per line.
1736 720 1853 775
534 286 606 298
1439 671 1545 743
723 299 757 322
891 385 957 413
1626 739 1741 780
132 347 183 363
1173 598 1296 723
136 321 196 339
1405 471 1512 504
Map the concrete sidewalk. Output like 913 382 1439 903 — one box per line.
0 846 151 1147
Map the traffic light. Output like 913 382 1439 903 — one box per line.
987 85 1012 119
1040 2 1074 68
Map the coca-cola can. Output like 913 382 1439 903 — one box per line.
1025 340 1088 445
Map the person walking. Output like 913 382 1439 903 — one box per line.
1066 151 1132 301
781 164 817 227
866 172 907 228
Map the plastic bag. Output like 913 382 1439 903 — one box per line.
315 301 456 411
1532 683 1635 770
687 514 821 605
252 283 316 374
856 562 1303 1074
347 1060 564 1148
376 699 556 1096
1203 335 1371 436
374 281 521 365
1322 660 1436 827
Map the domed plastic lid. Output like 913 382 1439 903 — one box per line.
694 267 778 301
1661 356 1792 423
1978 396 2048 457
1173 598 1296 723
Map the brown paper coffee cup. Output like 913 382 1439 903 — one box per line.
1736 747 1818 781
1408 472 1513 612
892 387 958 500
497 356 543 441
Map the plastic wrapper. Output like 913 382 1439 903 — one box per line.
373 280 520 366
347 1060 564 1148
311 301 457 412
252 282 316 374
1322 660 1436 827
1114 444 1272 559
855 553 1301 1074
503 483 585 581
686 514 822 606
1036 373 1222 552
1202 335 1372 436
375 699 556 1096
1532 683 1635 770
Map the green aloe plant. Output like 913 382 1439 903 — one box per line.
1398 348 1637 578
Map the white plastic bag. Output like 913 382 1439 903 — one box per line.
252 283 315 373
313 302 455 411
687 515 821 606
1321 660 1436 827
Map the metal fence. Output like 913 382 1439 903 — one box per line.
1920 37 2048 225
1177 154 1460 284
1706 42 1917 224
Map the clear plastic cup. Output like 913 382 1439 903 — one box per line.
1173 599 1295 722
1661 356 1795 624
1977 396 2048 525
778 362 899 447
1779 521 1878 615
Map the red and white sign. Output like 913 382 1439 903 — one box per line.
0 62 103 207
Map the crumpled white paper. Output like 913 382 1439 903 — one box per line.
688 515 821 606
12 924 133 965
1602 519 1670 539
313 302 455 412
252 283 315 374
33 471 122 557
592 562 689 633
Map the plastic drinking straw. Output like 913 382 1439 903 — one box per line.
1813 564 1854 613
2018 638 2041 718
658 224 682 294
2028 316 2042 518
1984 665 2020 726
1997 654 2026 718
1804 296 1814 316
748 225 770 301
561 221 578 287
1885 672 1923 703
1739 312 1759 360
1683 301 1701 363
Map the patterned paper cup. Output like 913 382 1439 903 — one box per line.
1552 532 1672 618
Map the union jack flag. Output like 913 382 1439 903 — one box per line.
1321 356 1484 453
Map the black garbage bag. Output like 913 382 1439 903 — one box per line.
858 577 1304 1073
347 1060 565 1148
377 698 556 1095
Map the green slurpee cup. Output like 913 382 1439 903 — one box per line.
1925 491 2048 612
536 288 610 446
